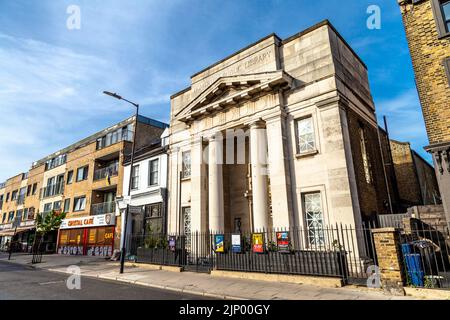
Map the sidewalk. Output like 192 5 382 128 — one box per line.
0 253 417 300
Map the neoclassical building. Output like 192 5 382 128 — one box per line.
167 20 392 241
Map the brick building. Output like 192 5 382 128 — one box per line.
390 139 440 208
0 116 167 256
397 0 450 226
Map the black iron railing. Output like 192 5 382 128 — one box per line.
400 221 450 289
125 225 377 281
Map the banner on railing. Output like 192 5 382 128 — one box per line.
252 233 264 253
231 234 241 253
215 234 225 253
276 231 290 253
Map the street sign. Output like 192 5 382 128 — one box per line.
123 196 131 205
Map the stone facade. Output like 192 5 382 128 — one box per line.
398 0 450 226
167 20 392 259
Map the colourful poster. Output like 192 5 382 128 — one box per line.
231 234 241 253
169 236 176 252
215 234 225 253
277 231 290 253
252 233 264 253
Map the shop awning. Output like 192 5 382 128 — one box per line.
16 226 36 234
0 226 35 237
0 230 16 237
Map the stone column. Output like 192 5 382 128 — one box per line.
190 138 208 233
372 228 405 292
208 134 225 232
250 120 270 231
266 115 293 229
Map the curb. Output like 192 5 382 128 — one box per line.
45 267 246 300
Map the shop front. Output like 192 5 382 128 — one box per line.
57 213 115 257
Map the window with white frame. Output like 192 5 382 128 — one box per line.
303 192 325 246
149 159 159 186
131 165 139 190
43 203 53 213
76 165 89 182
182 151 191 179
296 116 316 154
73 196 86 212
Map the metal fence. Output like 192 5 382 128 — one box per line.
125 225 378 283
400 221 450 289
378 213 410 228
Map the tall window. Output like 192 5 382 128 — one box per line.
144 203 162 234
16 209 23 221
32 183 37 195
296 116 316 154
303 192 325 246
183 207 192 251
67 171 74 184
64 199 71 212
2 212 6 224
11 190 18 201
73 196 86 212
8 211 14 222
53 201 62 211
359 126 373 184
149 159 159 186
131 165 139 190
182 151 191 179
76 165 89 182
43 203 53 213
432 0 450 37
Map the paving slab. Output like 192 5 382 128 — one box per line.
0 253 424 300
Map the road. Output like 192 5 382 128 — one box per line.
0 260 210 300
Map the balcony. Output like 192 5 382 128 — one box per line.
91 201 116 216
94 162 119 181
40 182 64 199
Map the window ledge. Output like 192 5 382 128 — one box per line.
295 150 319 159
181 176 191 182
438 32 450 40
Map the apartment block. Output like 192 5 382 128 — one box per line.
0 115 168 256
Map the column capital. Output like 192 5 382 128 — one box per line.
249 118 266 129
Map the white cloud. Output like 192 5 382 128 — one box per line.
376 89 432 163
0 33 129 181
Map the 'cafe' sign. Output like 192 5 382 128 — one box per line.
60 214 115 230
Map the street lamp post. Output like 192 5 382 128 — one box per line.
103 91 139 274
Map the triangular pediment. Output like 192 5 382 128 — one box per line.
176 70 293 123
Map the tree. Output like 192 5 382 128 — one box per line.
33 210 67 254
36 210 67 235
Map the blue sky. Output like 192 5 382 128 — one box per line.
0 0 429 182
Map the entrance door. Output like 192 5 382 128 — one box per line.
181 207 212 273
